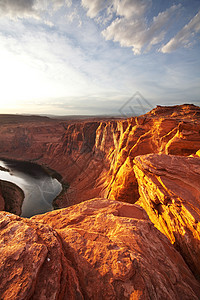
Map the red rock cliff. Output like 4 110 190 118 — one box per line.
0 104 199 208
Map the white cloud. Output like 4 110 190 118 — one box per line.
52 0 65 11
0 0 72 19
0 0 199 115
81 0 111 18
160 10 200 53
102 4 180 55
81 0 151 19
52 0 72 11
0 16 133 110
65 0 72 8
0 0 37 18
67 8 82 27
102 17 145 55
113 0 151 19
81 0 182 55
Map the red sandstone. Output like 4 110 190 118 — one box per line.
1 199 200 299
0 105 200 298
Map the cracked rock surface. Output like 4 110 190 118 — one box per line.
1 199 199 299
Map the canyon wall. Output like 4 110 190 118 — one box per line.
134 154 200 280
0 105 200 298
0 105 200 209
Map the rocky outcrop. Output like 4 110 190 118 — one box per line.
134 154 200 279
1 199 200 299
0 211 82 300
0 180 24 215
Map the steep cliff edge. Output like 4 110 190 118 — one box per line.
0 180 24 215
134 154 200 279
50 104 200 206
1 199 200 299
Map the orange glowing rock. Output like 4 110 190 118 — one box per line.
134 153 200 279
0 211 82 300
32 198 200 299
1 199 199 299
0 105 200 207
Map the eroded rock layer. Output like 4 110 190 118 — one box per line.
1 199 200 299
134 154 200 279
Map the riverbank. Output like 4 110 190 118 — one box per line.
0 158 63 217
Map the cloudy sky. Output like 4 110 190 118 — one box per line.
0 0 200 115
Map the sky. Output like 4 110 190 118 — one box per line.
0 0 200 116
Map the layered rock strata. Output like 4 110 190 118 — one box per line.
134 154 200 279
1 199 200 299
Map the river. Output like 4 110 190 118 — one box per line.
0 159 62 218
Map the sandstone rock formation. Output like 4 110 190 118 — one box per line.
1 199 200 299
0 105 200 299
0 180 24 215
0 104 200 208
134 154 200 279
0 211 82 300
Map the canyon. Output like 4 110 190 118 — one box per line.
0 104 200 299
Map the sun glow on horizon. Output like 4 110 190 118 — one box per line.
0 1 199 115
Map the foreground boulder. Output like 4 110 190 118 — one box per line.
134 154 200 280
0 212 82 300
1 199 200 299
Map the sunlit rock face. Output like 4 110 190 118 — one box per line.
134 153 200 279
104 104 200 203
1 199 200 299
